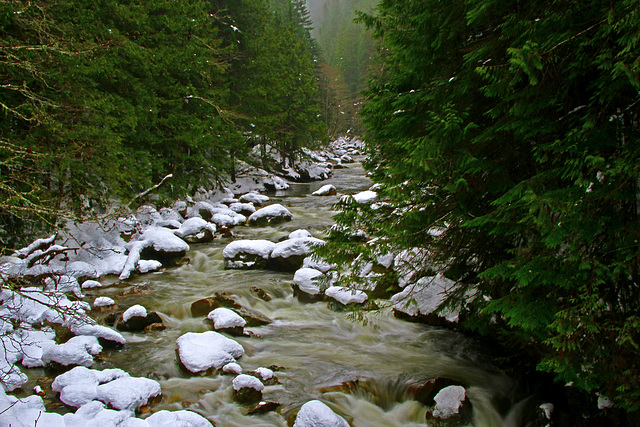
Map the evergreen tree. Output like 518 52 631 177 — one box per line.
322 0 640 415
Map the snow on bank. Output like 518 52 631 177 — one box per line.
391 273 461 322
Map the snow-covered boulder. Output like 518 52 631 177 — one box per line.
391 273 461 323
174 217 216 243
325 286 368 306
93 297 115 310
289 229 313 239
187 202 246 227
222 239 276 269
208 307 246 336
176 331 244 373
352 190 378 204
302 256 335 273
42 335 102 367
239 192 270 205
81 279 103 289
120 227 189 280
247 204 293 226
116 305 163 332
223 362 243 375
232 374 264 404
293 400 349 427
229 202 256 217
425 385 470 422
292 268 324 302
52 366 161 411
270 237 325 272
312 184 337 196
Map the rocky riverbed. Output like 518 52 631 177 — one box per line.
0 137 552 426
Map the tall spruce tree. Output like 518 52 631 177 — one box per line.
321 0 640 415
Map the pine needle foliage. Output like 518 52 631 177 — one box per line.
322 0 640 412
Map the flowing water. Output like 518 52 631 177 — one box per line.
76 162 527 426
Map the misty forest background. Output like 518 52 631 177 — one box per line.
2 0 640 424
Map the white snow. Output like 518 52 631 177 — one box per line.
239 192 270 205
293 268 324 296
176 331 244 373
302 256 335 273
42 335 102 367
81 280 103 289
325 286 368 305
93 297 115 308
223 362 243 375
232 374 264 391
352 190 378 204
137 259 162 273
391 273 460 322
173 217 216 239
271 237 325 259
52 366 161 411
432 385 466 419
293 400 349 427
229 202 256 214
123 304 147 322
312 184 337 196
254 367 274 381
222 240 276 259
289 229 313 239
247 204 293 224
208 307 247 329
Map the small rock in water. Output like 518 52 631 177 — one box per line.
293 400 349 427
312 184 337 196
232 374 264 404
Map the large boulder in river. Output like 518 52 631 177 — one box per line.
247 204 292 226
222 240 276 269
292 268 325 303
173 217 216 243
119 227 189 280
176 331 244 373
269 237 325 272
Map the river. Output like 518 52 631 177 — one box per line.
76 161 525 426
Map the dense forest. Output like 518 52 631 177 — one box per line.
319 0 640 422
0 0 327 250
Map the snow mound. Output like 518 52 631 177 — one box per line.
325 286 368 305
208 308 247 329
293 400 349 427
176 331 244 373
52 366 161 411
